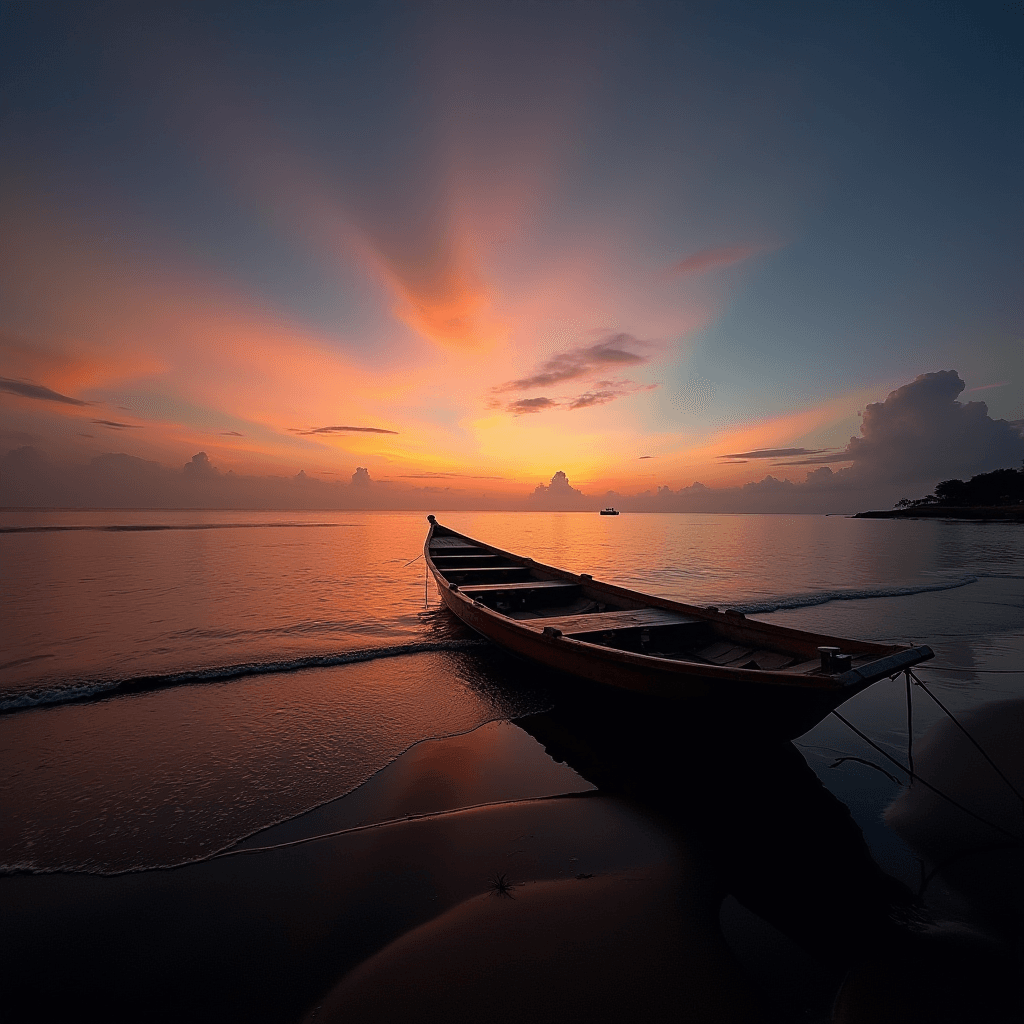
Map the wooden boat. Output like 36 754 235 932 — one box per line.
424 517 934 740
599 507 619 515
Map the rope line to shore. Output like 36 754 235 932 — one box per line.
829 709 1023 844
908 668 1024 808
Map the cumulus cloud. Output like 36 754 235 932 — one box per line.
669 244 761 276
183 451 219 477
291 424 399 435
493 333 650 393
0 447 515 510
528 470 590 509
840 370 1023 484
0 376 89 406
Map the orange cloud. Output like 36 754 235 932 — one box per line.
356 232 505 351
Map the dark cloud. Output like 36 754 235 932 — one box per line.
493 333 649 393
220 430 244 436
1 377 88 406
639 455 653 459
93 419 141 429
291 425 399 435
720 447 831 461
509 397 557 415
351 467 372 486
840 370 1023 484
509 381 656 415
669 245 759 276
774 453 855 466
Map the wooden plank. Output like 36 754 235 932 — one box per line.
441 566 531 575
738 649 794 671
430 538 484 550
696 642 742 662
697 643 755 665
458 580 579 595
785 659 824 675
521 607 700 636
430 554 503 561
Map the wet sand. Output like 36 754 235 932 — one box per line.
1 720 762 1023
2 687 1022 1022
312 866 769 1024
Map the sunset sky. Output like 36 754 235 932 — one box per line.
2 2 1021 509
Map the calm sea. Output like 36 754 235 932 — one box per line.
2 510 1022 875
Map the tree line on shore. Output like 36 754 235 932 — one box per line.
895 466 1024 509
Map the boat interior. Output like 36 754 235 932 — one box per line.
428 534 880 676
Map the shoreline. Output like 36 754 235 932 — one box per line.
854 506 1024 521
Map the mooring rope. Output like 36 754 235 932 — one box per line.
908 668 1024 808
905 671 915 777
829 708 1023 844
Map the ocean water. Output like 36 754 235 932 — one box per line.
2 510 1022 876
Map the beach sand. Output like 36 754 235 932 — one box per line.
3 689 1021 1023
1 719 778 1023
311 866 769 1024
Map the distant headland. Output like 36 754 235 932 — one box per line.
856 467 1024 520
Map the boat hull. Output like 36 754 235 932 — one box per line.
424 518 933 740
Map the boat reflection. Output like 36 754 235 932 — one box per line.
515 688 911 955
512 686 1018 1023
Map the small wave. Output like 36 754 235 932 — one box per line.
0 639 490 715
733 575 978 615
0 522 345 534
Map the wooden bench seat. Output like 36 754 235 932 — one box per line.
441 566 532 576
522 607 701 636
457 580 580 595
431 553 504 561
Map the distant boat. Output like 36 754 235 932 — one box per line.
424 517 933 740
599 508 619 515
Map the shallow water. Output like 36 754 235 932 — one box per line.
1 510 1022 875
